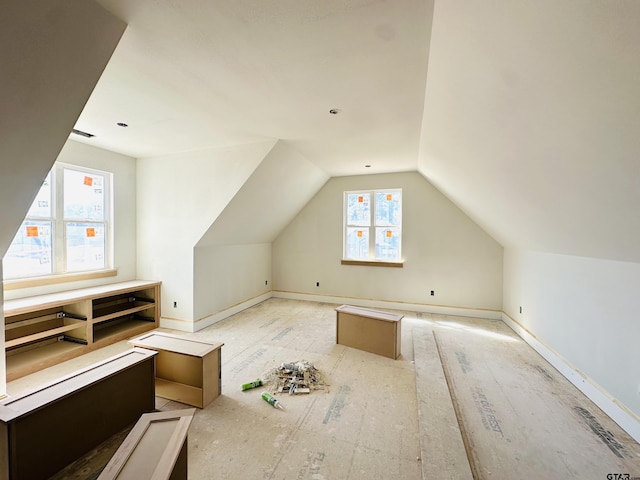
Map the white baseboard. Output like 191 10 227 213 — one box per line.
272 290 502 320
193 292 273 332
158 316 195 332
502 312 640 443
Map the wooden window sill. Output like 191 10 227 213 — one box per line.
341 260 403 268
3 269 118 291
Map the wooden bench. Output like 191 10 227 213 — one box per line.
97 408 196 480
130 331 224 408
0 348 157 480
335 305 403 359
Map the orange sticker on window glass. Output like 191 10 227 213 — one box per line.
386 230 393 238
84 176 93 186
86 227 95 237
358 196 363 203
386 194 392 201
26 226 39 237
357 230 363 238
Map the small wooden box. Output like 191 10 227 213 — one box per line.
335 305 403 359
97 408 196 480
130 331 224 408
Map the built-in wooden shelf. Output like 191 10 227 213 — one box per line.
3 280 161 382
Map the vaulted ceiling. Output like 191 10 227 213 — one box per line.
419 1 640 263
72 0 640 263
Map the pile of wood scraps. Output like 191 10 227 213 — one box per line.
264 360 328 395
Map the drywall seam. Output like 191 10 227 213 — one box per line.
501 311 640 443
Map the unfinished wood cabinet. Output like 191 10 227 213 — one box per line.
0 348 157 480
97 408 196 480
3 280 160 381
335 304 403 359
130 331 223 408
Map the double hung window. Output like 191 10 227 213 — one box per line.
3 163 112 280
343 189 402 263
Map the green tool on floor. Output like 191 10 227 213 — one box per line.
241 379 263 391
261 391 284 410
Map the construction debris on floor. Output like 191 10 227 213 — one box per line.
262 360 328 395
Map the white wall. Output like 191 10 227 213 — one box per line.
4 140 137 300
193 141 328 330
193 243 271 328
273 171 503 313
503 248 640 424
136 141 275 329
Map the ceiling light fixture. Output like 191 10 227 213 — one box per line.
117 122 128 127
71 128 95 138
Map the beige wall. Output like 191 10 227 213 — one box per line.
273 171 503 312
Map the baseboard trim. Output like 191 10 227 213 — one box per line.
501 312 640 443
193 292 273 332
272 291 502 320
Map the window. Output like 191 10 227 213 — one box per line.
3 163 112 280
343 189 402 263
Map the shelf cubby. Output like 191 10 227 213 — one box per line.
3 280 161 382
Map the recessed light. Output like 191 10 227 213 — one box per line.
117 122 128 127
329 108 340 115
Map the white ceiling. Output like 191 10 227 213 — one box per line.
74 0 640 263
74 0 433 176
419 0 640 262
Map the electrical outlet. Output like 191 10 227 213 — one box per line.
173 301 177 308
316 282 320 287
430 290 435 296
265 280 268 285
519 306 522 314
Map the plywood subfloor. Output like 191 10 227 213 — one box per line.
419 315 640 479
7 298 640 479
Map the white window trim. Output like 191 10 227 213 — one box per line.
342 188 403 266
2 162 114 284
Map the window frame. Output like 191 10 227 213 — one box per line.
342 188 403 267
2 162 114 284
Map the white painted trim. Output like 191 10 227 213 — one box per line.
193 292 273 332
159 317 195 333
502 312 640 443
272 291 502 320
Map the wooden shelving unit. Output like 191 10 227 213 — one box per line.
3 280 160 382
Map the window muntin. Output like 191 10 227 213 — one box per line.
344 189 402 262
3 163 112 280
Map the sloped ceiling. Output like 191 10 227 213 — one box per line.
419 0 640 263
0 0 125 256
196 141 329 247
